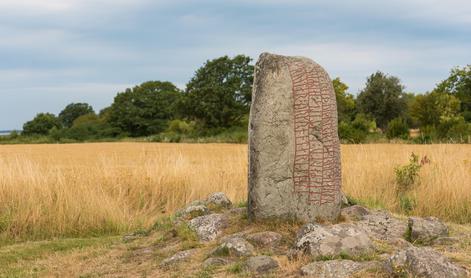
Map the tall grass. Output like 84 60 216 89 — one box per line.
0 143 470 241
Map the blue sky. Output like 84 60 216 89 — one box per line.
1 0 470 130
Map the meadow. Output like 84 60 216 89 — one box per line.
0 143 470 243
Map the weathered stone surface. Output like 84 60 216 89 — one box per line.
357 210 408 241
188 213 228 242
182 205 210 219
212 237 255 257
160 249 195 268
300 260 378 277
408 216 448 244
384 246 468 278
206 192 232 208
248 53 342 222
202 257 230 268
341 205 370 221
246 256 279 273
433 236 459 245
229 207 247 215
294 223 374 258
246 231 282 248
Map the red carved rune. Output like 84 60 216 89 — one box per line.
288 61 341 206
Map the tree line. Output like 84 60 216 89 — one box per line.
12 55 471 144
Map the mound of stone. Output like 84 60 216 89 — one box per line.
384 246 468 278
294 223 374 258
188 213 228 242
408 216 448 244
211 237 254 257
206 192 232 209
341 205 370 221
300 260 379 277
160 249 196 268
246 231 282 248
246 255 279 273
357 210 408 242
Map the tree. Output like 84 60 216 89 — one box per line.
109 81 182 137
58 103 95 128
410 91 461 127
434 65 471 122
332 77 356 123
386 117 409 139
181 55 254 128
356 71 407 129
22 113 61 136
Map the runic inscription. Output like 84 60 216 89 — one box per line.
288 61 341 205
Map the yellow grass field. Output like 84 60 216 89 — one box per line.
0 143 470 242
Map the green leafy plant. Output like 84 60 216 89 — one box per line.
394 153 429 192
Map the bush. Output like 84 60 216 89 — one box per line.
338 121 367 143
394 153 429 192
437 116 471 142
386 117 409 139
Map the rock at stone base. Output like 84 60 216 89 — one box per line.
300 260 378 278
357 211 408 242
433 236 459 245
384 246 468 278
160 249 196 268
341 205 370 221
246 231 282 248
408 216 448 244
212 237 255 257
246 256 279 273
202 257 230 268
188 213 228 242
295 223 375 258
182 205 210 219
206 192 232 208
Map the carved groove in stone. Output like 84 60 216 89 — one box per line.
287 61 341 205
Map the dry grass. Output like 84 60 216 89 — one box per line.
0 143 470 241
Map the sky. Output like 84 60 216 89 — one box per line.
1 0 471 130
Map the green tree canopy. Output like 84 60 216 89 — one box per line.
332 77 356 123
181 55 254 128
356 71 407 129
434 65 471 121
109 81 182 137
410 91 461 127
22 113 61 136
58 103 95 128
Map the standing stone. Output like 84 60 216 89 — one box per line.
248 53 342 222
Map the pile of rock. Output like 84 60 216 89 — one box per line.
155 192 468 277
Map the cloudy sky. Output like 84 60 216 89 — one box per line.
1 0 470 130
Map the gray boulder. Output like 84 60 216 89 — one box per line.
357 210 408 242
408 217 448 244
160 249 195 268
212 237 255 257
246 256 279 273
294 223 374 258
246 231 282 248
385 246 468 278
341 205 370 221
206 192 232 208
300 260 378 277
188 213 228 242
433 236 459 245
202 257 230 268
182 205 209 219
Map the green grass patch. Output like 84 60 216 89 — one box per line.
0 236 118 277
